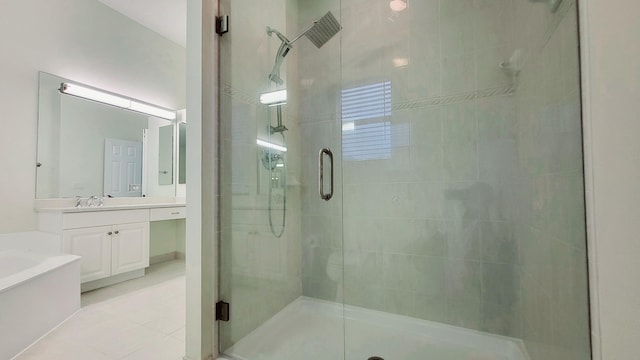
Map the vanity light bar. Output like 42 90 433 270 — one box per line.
257 139 288 152
260 89 287 106
59 83 177 120
60 83 130 108
129 101 176 120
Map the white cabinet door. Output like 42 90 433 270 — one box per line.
63 226 112 282
111 222 149 275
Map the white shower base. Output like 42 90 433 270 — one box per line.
221 297 528 360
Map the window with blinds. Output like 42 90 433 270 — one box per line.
341 81 392 161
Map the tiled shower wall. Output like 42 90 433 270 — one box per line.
295 0 343 304
300 0 525 337
299 0 589 353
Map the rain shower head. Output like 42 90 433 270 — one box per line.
301 11 342 49
267 11 341 84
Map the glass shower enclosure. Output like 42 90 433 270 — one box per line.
218 0 590 359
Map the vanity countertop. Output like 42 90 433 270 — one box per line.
35 198 186 213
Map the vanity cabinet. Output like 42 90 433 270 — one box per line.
63 222 149 283
38 208 152 289
37 203 185 291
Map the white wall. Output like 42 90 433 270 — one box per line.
185 0 215 358
581 0 640 358
150 219 186 258
0 0 185 234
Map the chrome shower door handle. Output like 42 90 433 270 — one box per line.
319 148 334 201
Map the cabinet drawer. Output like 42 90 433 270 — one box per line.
63 209 150 229
150 207 186 221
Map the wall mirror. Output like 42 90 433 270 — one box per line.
36 72 182 199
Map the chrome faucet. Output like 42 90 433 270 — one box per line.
74 196 83 208
86 195 104 207
86 196 96 207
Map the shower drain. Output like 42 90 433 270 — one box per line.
368 357 384 360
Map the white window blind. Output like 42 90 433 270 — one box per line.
341 81 392 160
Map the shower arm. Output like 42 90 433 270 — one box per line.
267 23 313 49
288 23 315 45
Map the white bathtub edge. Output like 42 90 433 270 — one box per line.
0 251 81 294
0 252 81 360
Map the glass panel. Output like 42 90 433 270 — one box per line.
340 0 590 359
218 0 343 358
219 0 590 360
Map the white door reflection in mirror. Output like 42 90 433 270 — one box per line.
104 138 142 197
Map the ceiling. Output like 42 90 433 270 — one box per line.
98 0 186 47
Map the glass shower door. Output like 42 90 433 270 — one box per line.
339 0 590 360
218 0 344 358
218 1 590 360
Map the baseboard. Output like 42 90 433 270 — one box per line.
176 251 186 260
150 252 178 265
80 269 145 292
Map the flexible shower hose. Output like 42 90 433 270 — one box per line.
268 131 286 238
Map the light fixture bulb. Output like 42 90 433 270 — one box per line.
130 101 177 120
60 83 131 108
393 57 409 67
257 139 288 152
260 89 287 106
59 82 176 120
390 0 407 12
342 122 355 132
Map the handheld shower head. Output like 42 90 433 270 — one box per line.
268 41 291 85
266 26 292 85
266 26 291 45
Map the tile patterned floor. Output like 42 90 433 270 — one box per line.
16 260 185 360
